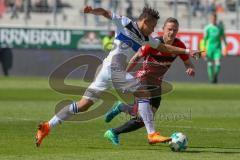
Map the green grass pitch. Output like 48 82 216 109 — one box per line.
0 77 240 160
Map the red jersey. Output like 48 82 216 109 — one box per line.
135 36 189 86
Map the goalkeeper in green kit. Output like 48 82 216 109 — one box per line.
204 12 227 83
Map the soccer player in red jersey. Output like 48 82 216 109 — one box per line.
35 5 202 147
104 17 195 145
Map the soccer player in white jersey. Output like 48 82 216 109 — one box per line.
35 5 202 147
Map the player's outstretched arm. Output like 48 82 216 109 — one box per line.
83 6 112 19
156 43 186 54
156 43 202 60
126 51 143 72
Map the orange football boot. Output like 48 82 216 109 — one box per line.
148 132 171 144
35 122 50 147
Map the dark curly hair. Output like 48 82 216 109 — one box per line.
138 5 160 20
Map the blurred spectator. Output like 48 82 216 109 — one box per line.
49 0 62 12
225 0 236 12
0 0 6 18
208 0 216 13
109 0 118 13
10 0 21 19
123 0 133 19
125 0 133 19
102 30 115 52
191 0 204 17
93 0 102 25
168 0 188 6
83 0 89 26
0 48 13 76
23 0 31 19
34 0 48 12
216 3 224 13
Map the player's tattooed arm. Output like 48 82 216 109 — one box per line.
156 43 186 55
126 51 143 72
156 43 202 60
83 6 112 19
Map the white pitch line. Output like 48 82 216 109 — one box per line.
1 117 240 133
0 117 37 122
161 125 240 132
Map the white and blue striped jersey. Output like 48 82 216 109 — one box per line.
105 13 161 63
85 13 160 98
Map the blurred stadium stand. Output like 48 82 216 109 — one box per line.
0 0 239 30
0 0 239 83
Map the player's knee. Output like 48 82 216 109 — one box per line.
77 98 94 112
132 117 145 127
